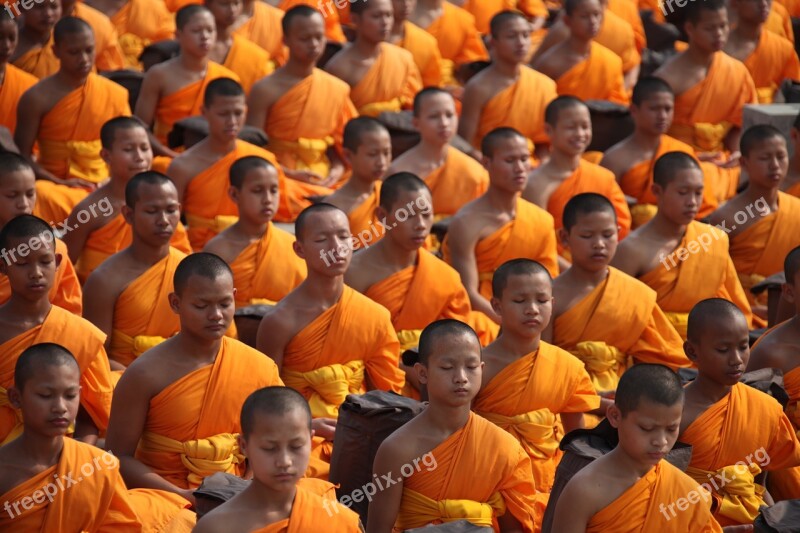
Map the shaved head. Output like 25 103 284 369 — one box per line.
240 386 312 438
173 253 233 295
15 343 79 391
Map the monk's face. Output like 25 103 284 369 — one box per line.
732 0 771 24
381 188 433 251
413 92 457 145
230 166 280 225
561 210 618 273
491 16 530 64
203 95 246 142
685 8 728 53
565 0 603 40
391 0 415 23
240 409 311 493
1 233 60 301
284 13 326 63
0 19 18 64
102 126 152 181
9 363 81 439
631 92 673 136
685 313 749 387
126 182 181 247
295 210 352 275
740 136 789 189
177 11 216 57
547 105 591 157
355 0 393 43
484 135 530 193
171 273 235 340
491 272 553 338
0 169 36 227
345 129 392 184
416 332 483 407
207 0 243 30
53 30 95 77
24 0 61 33
607 398 682 468
654 167 703 226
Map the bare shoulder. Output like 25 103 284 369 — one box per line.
194 496 255 533
323 46 354 79
707 194 745 226
750 323 800 374
344 248 376 292
202 230 241 264
609 229 649 276
83 253 132 301
600 138 636 179
462 68 498 103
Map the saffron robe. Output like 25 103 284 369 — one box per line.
135 336 283 489
348 42 422 117
424 147 488 216
421 1 489 86
229 222 307 307
108 248 185 367
555 41 629 105
73 2 126 72
234 1 286 66
766 2 795 44
347 181 383 249
639 221 754 339
222 34 272 95
397 20 444 87
0 238 82 316
279 0 345 43
395 412 537 531
681 383 800 526
741 30 800 104
0 64 37 133
597 8 641 74
110 0 175 70
667 51 758 154
607 0 646 53
475 66 558 152
553 267 691 392
264 68 357 178
463 0 548 34
0 305 113 444
252 485 362 532
12 34 59 79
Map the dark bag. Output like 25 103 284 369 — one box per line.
678 368 789 408
753 499 800 532
193 472 250 519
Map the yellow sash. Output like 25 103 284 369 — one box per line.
570 341 630 392
185 213 239 234
631 203 658 229
665 311 689 340
670 122 731 154
685 463 765 524
119 33 149 70
109 330 169 363
397 329 423 352
0 385 24 446
38 139 107 183
478 408 559 460
358 98 402 118
268 136 333 177
396 488 505 530
281 360 366 418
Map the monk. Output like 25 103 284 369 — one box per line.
552 364 724 532
474 259 600 523
0 344 141 531
203 155 306 308
786 112 800 197
387 0 443 87
0 215 113 445
459 11 557 161
444 127 558 325
725 0 800 103
531 0 629 105
462 0 548 35
282 0 346 43
0 153 81 315
105 253 284 505
15 17 131 226
389 88 488 217
324 117 392 247
367 319 537 531
233 0 286 65
247 5 356 187
408 0 489 86
523 96 632 242
0 12 38 135
134 4 239 157
86 0 175 70
708 125 800 323
62 0 126 73
600 76 722 225
680 299 800 526
654 0 757 161
546 193 690 396
11 0 61 79
194 387 362 532
205 0 271 94
325 0 421 117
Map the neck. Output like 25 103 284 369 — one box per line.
232 218 269 239
54 69 89 88
340 176 376 195
353 36 382 56
373 239 418 270
567 35 592 55
631 129 664 148
302 274 345 306
492 58 522 77
15 432 64 466
732 20 761 41
215 22 233 41
423 403 471 434
685 45 715 66
648 212 687 238
173 330 223 360
688 374 732 404
744 182 779 207
485 186 519 214
22 27 51 44
205 134 238 154
567 264 609 286
548 149 583 172
284 57 315 78
5 296 51 321
106 178 128 202
495 331 542 358
390 18 406 40
244 482 295 515
179 52 208 72
606 446 655 478
129 240 171 265
417 140 449 164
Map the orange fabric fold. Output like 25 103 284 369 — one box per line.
607 0 646 52
423 147 488 216
223 34 272 95
12 34 59 79
279 0 345 42
234 1 286 65
742 30 800 104
349 42 422 117
597 8 641 73
347 181 383 250
0 64 37 133
766 2 795 44
555 41 629 105
252 485 361 532
422 1 488 86
397 21 444 87
110 0 175 70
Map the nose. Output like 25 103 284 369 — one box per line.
52 396 69 414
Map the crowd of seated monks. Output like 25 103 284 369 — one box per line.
2 0 800 530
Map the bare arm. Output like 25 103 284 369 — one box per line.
134 68 178 158
530 17 568 65
255 309 292 371
447 217 500 323
82 268 119 352
166 158 192 203
608 239 642 277
561 412 586 434
457 82 486 154
245 79 270 129
14 90 63 184
366 439 406 533
61 198 110 262
550 475 595 533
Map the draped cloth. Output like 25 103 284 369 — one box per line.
110 0 175 70
397 20 444 87
423 147 488 216
0 64 37 133
742 30 800 103
251 485 361 532
222 34 273 95
555 41 629 105
420 1 489 86
349 42 422 117
234 1 286 66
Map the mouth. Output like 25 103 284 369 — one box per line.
273 473 296 482
50 418 70 427
155 230 173 238
206 324 226 332
524 319 541 327
29 283 47 291
453 388 469 395
591 253 608 260
647 451 667 460
261 208 274 217
727 370 744 380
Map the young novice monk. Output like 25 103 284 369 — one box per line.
193 386 362 532
11 0 61 79
547 193 690 398
387 0 443 88
474 259 600 524
0 153 81 315
389 87 488 218
523 96 632 243
62 117 191 283
551 363 724 532
367 319 537 531
0 215 113 445
0 12 38 135
612 152 753 339
680 298 800 526
445 127 558 324
0 343 140 531
105 253 283 504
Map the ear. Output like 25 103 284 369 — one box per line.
782 282 796 304
557 227 570 249
237 433 248 457
292 240 305 260
490 296 502 317
481 154 491 170
228 186 239 204
791 128 800 144
168 292 180 314
8 386 22 409
374 205 388 224
54 252 62 269
606 403 622 428
100 148 112 165
683 340 697 361
342 148 354 167
544 122 554 140
414 362 428 385
651 183 664 198
411 115 420 131
121 205 133 225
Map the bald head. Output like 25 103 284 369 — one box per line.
240 386 312 438
653 152 701 188
481 127 525 158
15 343 79 391
294 203 347 241
492 259 551 299
615 364 684 416
53 16 92 44
686 298 746 343
173 253 233 295
785 246 800 286
417 319 480 366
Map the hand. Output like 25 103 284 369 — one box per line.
286 169 325 184
178 488 196 507
697 151 723 163
311 418 337 441
324 165 345 187
716 151 741 169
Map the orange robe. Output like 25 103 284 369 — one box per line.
475 66 558 152
587 461 723 532
281 285 404 419
777 0 800 16
234 1 286 66
76 212 192 283
424 147 489 216
766 2 795 44
0 239 82 316
547 159 632 240
253 485 362 532
395 412 537 531
667 51 757 154
264 68 357 178
153 61 239 145
789 180 800 198
135 336 283 489
0 305 113 444
347 181 383 249
681 382 800 526
443 197 559 298
639 221 754 339
555 41 629 105
0 438 141 531
73 2 127 72
108 248 185 367
12 35 59 79
742 30 800 104
0 64 37 134
420 1 489 86
110 0 175 70
348 42 422 117
222 34 272 95
462 0 548 34
596 8 641 74
229 222 307 307
280 0 345 43
607 0 646 53
397 21 444 87
772 365 800 500
553 267 690 392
